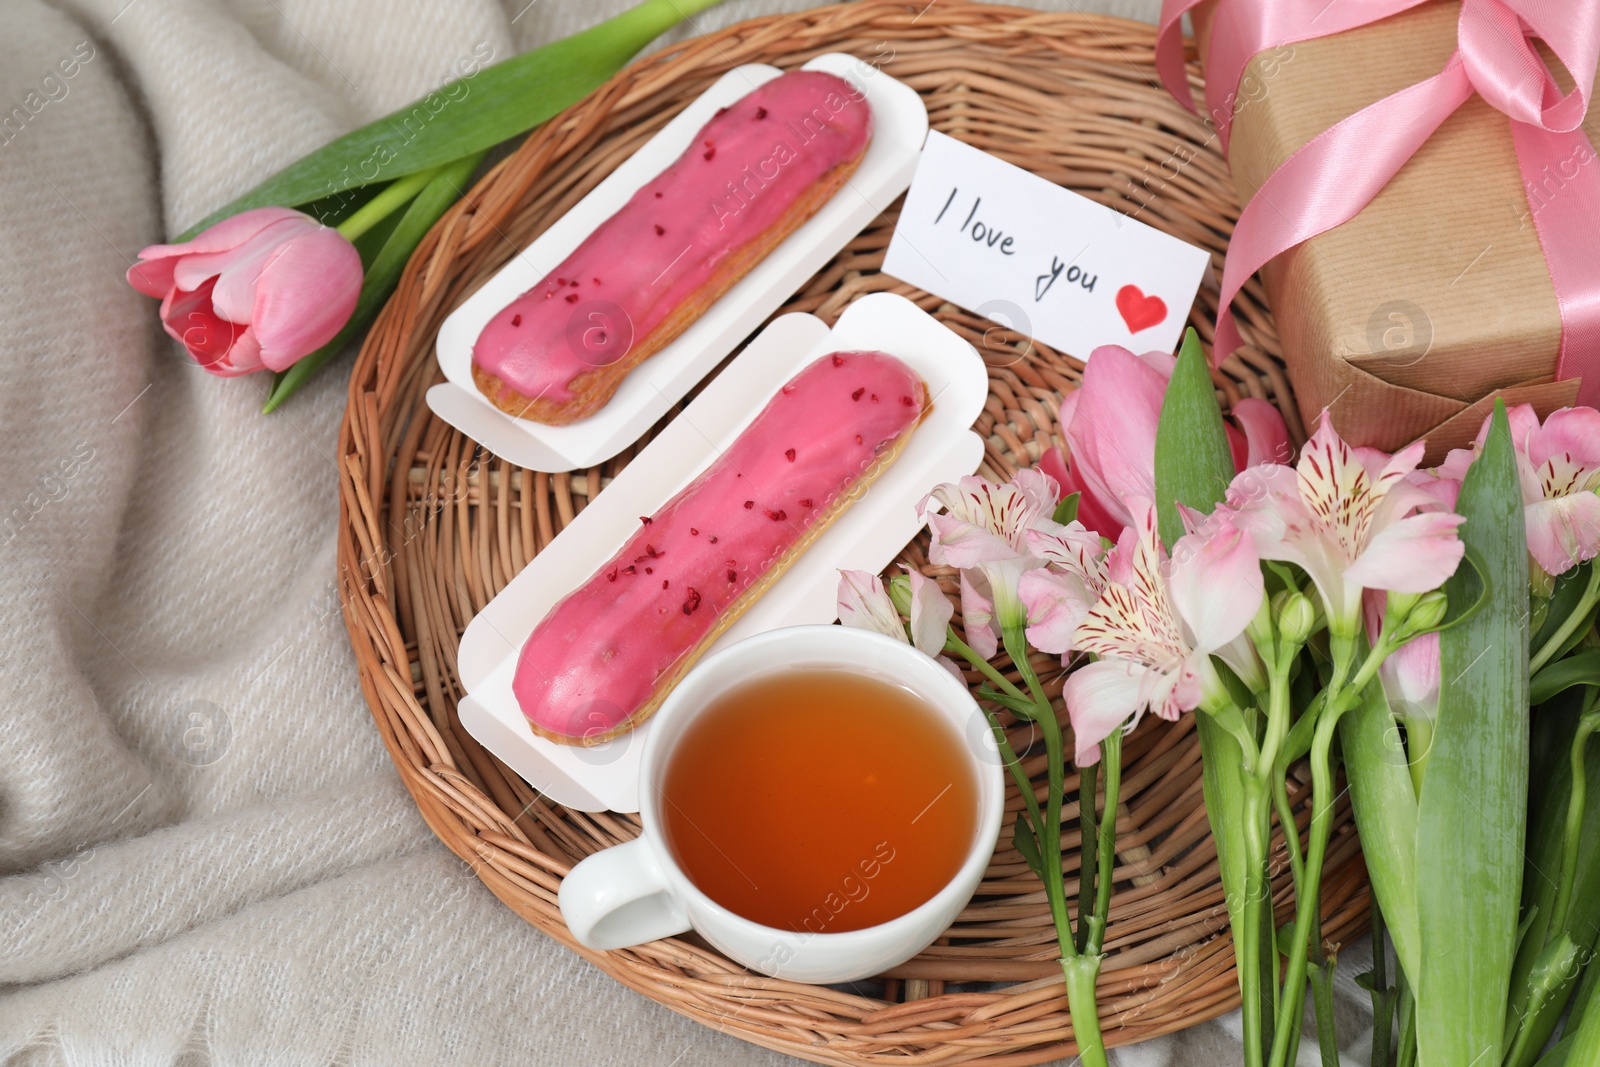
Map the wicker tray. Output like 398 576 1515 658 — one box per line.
335 4 1364 1063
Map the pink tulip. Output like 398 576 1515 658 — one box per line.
1064 498 1265 766
1224 415 1466 637
1437 404 1600 578
1043 345 1293 541
126 207 362 377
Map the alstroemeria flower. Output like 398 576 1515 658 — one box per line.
1017 521 1108 656
919 468 1064 642
1364 592 1439 724
837 569 961 678
1224 415 1466 636
1042 345 1293 541
1063 499 1265 766
1437 404 1600 577
126 206 362 377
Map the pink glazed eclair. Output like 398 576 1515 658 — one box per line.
472 70 874 424
514 351 927 745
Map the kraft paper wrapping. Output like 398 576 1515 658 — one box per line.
1194 1 1599 460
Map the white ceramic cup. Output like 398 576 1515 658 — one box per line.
557 624 1004 984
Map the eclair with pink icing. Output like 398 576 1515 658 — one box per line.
472 70 874 424
515 351 927 745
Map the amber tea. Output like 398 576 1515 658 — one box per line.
659 667 978 933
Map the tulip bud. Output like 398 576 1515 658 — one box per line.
887 574 914 617
1277 592 1317 646
1401 591 1449 636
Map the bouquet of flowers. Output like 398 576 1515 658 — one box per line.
846 326 1600 1067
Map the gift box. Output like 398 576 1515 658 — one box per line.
1192 1 1600 459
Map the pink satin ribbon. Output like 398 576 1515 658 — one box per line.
1155 0 1600 405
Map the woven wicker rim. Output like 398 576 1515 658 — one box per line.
334 5 1362 1064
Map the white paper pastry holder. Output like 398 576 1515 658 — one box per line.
456 293 987 812
425 53 928 474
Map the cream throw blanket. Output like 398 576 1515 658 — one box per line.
0 0 1373 1062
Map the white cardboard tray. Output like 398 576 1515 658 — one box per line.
456 293 986 812
425 53 927 474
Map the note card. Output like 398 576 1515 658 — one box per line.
882 131 1211 359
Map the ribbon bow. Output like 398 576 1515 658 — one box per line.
1156 0 1600 404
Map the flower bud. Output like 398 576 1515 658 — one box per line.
1277 591 1317 646
1248 592 1279 652
1384 591 1422 629
886 573 914 617
1401 591 1448 635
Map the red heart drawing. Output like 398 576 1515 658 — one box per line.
1115 285 1167 334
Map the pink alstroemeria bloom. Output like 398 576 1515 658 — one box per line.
1224 416 1466 637
920 468 1065 655
126 206 362 377
1063 499 1265 766
1041 345 1293 541
1363 593 1439 724
1017 521 1108 656
1438 404 1600 578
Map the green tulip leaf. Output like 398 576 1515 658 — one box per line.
177 0 718 241
1340 680 1420 982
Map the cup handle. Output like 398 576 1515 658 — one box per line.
559 837 691 950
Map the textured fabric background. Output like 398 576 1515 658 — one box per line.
0 0 1375 1062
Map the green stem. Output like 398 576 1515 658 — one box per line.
974 701 1045 855
1087 729 1122 956
1062 954 1109 1067
1076 759 1100 955
975 685 1039 720
334 164 443 241
1550 703 1600 936
1269 702 1348 1067
1005 625 1067 917
1256 643 1297 777
1271 774 1305 890
1002 624 1109 1065
1532 563 1600 675
952 635 1054 941
1262 653 1305 891
1368 897 1395 1067
953 631 1060 964
1309 953 1340 1067
1396 974 1418 1067
1238 774 1274 1067
947 634 1031 706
